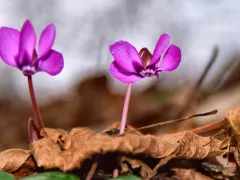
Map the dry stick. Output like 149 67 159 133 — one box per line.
28 76 46 136
86 156 99 180
173 119 228 136
177 46 219 117
121 110 218 135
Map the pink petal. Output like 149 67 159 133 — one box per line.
38 50 64 75
148 34 170 67
38 24 56 59
109 41 143 73
0 27 20 67
110 61 142 83
159 45 181 71
18 20 36 65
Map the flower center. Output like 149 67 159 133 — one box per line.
22 65 37 76
139 69 155 77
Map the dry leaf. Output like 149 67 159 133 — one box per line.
44 127 68 142
30 127 227 172
0 149 31 172
120 156 153 178
173 168 213 180
226 108 240 134
149 155 176 179
12 155 37 178
224 108 240 166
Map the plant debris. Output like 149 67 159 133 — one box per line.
0 149 31 172
2 108 240 179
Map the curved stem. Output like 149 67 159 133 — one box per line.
27 76 45 132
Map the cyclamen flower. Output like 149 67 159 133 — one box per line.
0 20 64 76
109 34 181 83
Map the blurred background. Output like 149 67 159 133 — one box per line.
1 0 240 150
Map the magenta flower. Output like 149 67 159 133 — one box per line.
0 20 64 76
109 33 181 83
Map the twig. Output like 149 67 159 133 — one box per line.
177 46 219 117
173 119 228 136
121 110 217 135
86 156 99 180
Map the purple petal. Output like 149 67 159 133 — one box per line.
38 24 56 59
0 27 20 67
109 61 142 83
109 41 143 73
18 20 36 65
37 50 64 75
147 34 170 67
159 45 181 71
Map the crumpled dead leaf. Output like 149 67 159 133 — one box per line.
12 155 36 179
30 127 228 172
226 108 240 134
120 156 153 178
120 155 177 179
0 149 31 172
223 108 240 167
173 168 213 180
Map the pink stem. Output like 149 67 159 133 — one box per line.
119 83 133 134
113 83 133 178
113 169 119 178
27 76 45 131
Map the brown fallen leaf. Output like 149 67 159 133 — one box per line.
12 155 37 179
44 127 68 142
149 155 176 179
226 108 240 134
120 156 153 178
0 149 31 172
173 168 214 180
30 127 228 172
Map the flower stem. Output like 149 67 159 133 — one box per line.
113 83 133 178
27 76 45 135
119 83 133 134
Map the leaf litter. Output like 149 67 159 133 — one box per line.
2 108 240 179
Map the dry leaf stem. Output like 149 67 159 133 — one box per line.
86 157 99 180
123 110 217 135
173 119 228 136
